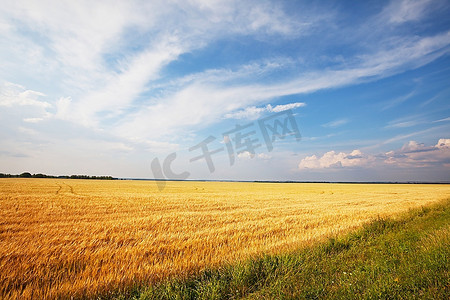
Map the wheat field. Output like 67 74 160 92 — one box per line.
0 179 449 299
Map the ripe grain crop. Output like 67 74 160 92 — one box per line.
0 179 449 299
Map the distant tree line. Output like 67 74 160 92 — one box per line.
0 172 117 180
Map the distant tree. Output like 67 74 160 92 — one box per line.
0 172 116 180
33 173 46 178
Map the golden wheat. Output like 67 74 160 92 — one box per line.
0 179 449 299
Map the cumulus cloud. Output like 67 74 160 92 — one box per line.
237 151 255 159
298 139 450 169
437 139 450 148
257 153 272 159
384 138 450 167
237 151 272 160
299 149 371 169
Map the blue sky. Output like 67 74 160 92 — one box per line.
0 0 449 182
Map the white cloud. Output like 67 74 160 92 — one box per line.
385 121 421 128
224 102 306 120
55 97 72 120
116 28 450 140
401 140 426 151
436 138 450 148
181 30 450 135
165 58 294 88
224 106 268 120
68 38 184 126
238 1 309 36
0 1 305 112
433 117 450 123
384 0 433 24
384 114 427 129
322 118 349 128
0 82 53 124
237 151 255 159
0 82 50 108
17 126 39 136
2 1 449 144
382 91 416 110
267 102 306 112
0 0 314 135
299 139 450 170
257 153 272 159
384 138 450 167
237 151 272 160
299 149 370 169
23 118 44 123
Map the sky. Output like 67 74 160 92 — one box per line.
0 0 449 182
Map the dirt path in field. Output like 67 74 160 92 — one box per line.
64 182 75 194
55 183 62 195
55 182 76 195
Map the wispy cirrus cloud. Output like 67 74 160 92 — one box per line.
3 0 450 141
224 102 306 120
385 121 421 128
382 91 416 110
322 119 349 128
384 114 427 129
383 0 434 24
0 0 312 117
433 117 450 123
115 29 450 141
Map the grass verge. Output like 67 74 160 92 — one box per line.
116 199 449 299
